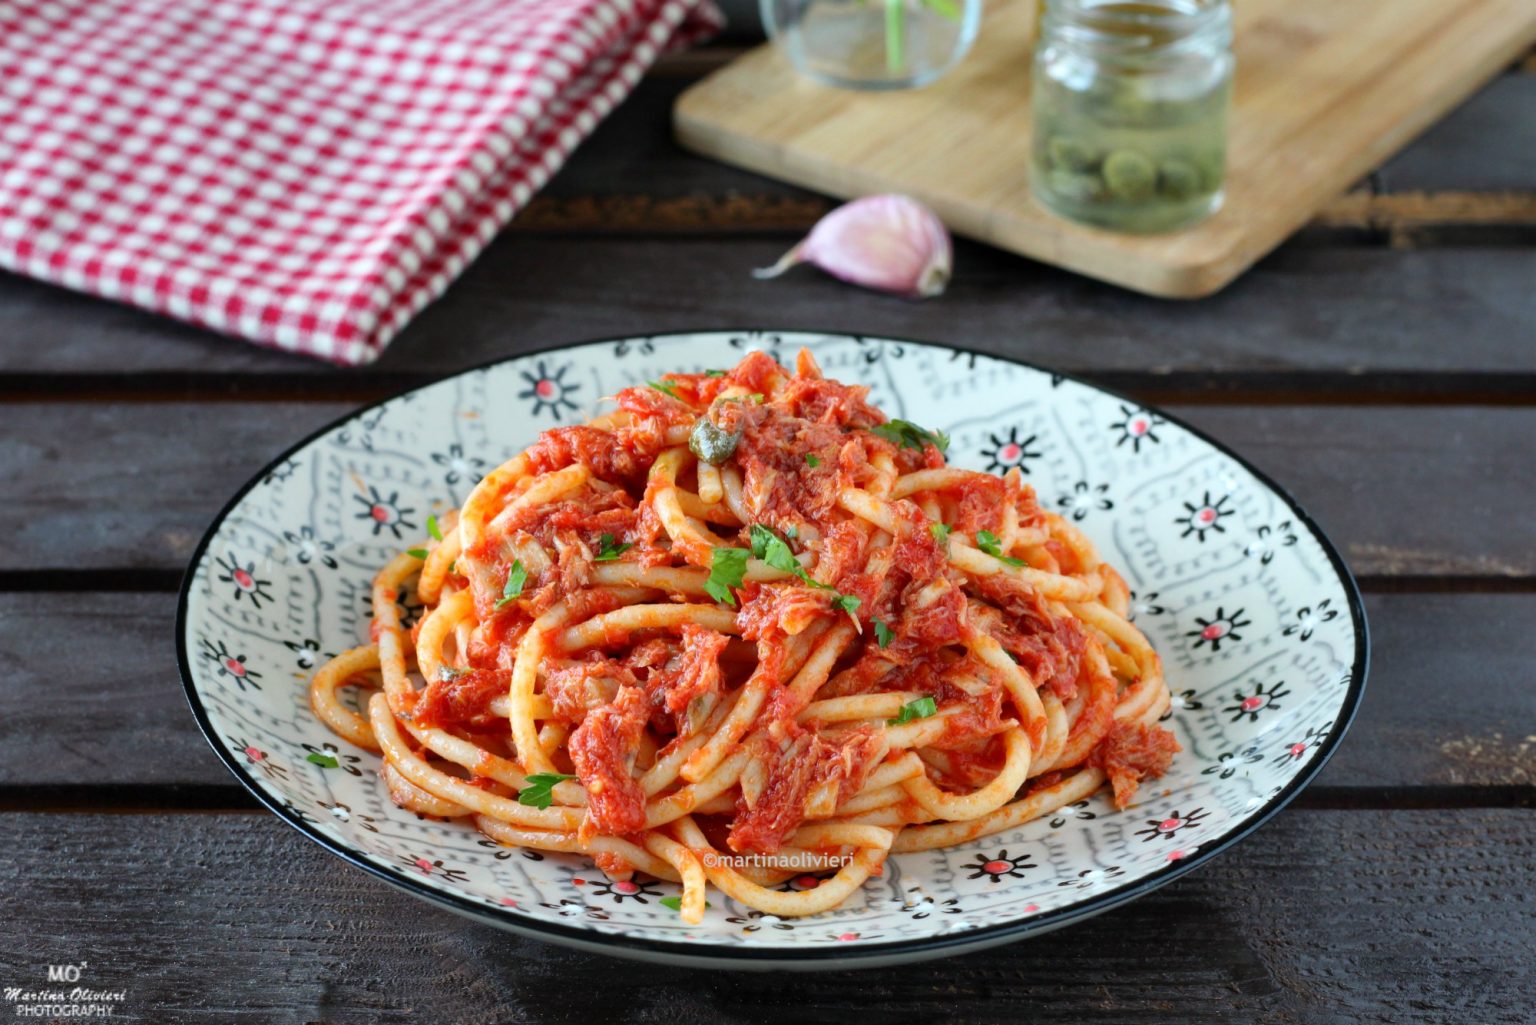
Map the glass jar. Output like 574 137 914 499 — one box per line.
1030 0 1233 233
762 0 984 91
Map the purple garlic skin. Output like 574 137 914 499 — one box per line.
754 193 952 299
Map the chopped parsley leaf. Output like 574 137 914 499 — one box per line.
929 522 951 545
888 696 938 725
872 419 950 454
805 453 821 467
493 560 527 610
517 772 576 809
703 369 726 377
873 618 895 648
975 530 1025 567
647 379 681 399
751 524 861 614
593 533 632 562
406 547 428 560
705 547 749 606
750 524 799 574
659 896 711 912
306 752 339 768
427 515 443 541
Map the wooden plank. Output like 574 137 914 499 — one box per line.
1313 594 1536 790
674 0 1536 297
1375 75 1536 192
3 590 1530 792
1315 191 1536 241
3 402 1532 577
0 810 1528 1021
0 400 355 572
2 239 1534 384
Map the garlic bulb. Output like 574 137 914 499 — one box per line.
754 194 952 299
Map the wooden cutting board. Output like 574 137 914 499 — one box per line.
674 0 1536 297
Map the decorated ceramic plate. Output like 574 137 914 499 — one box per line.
177 330 1367 969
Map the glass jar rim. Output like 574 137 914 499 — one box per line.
1041 0 1232 58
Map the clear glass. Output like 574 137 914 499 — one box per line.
762 0 984 91
1030 0 1232 233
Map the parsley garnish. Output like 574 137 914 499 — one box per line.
406 547 428 560
705 547 749 606
805 453 821 467
747 393 765 404
751 525 860 616
659 896 711 913
517 772 576 809
750 524 799 573
874 618 895 648
593 533 632 562
888 696 938 725
872 419 950 454
427 515 443 541
493 560 527 610
704 369 726 378
306 752 339 768
929 522 951 545
648 379 681 399
975 530 1025 567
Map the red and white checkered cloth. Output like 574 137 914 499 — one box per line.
0 0 721 365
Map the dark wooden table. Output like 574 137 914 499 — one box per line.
3 40 1533 1025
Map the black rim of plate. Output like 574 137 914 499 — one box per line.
177 328 1371 967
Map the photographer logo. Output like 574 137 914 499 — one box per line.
3 962 127 1019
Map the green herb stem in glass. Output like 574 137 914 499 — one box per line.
885 0 906 72
1030 0 1233 234
763 0 982 91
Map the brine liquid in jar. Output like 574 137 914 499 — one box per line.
1031 0 1233 234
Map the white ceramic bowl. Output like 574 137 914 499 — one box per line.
178 330 1367 969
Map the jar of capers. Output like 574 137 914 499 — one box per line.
1031 0 1232 234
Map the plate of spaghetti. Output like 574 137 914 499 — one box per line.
179 330 1366 968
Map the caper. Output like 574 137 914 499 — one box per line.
1047 168 1105 203
1158 158 1202 200
1102 149 1156 201
1195 151 1226 192
688 417 740 466
1047 136 1099 173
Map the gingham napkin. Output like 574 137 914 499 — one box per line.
0 0 721 365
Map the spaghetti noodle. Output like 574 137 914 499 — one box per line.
310 349 1178 922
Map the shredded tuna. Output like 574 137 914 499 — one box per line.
413 667 510 730
569 686 650 838
1091 722 1181 808
728 722 884 854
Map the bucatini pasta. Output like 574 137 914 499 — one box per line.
310 348 1178 922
